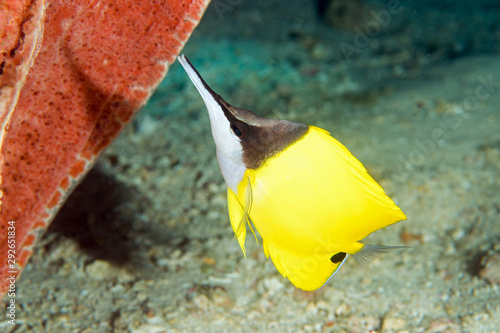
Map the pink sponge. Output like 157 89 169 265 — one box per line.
0 0 209 297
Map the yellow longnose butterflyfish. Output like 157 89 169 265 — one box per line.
178 55 407 291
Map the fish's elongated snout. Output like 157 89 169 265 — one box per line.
177 55 240 160
177 55 219 108
177 54 247 192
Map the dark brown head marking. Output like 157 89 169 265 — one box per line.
217 98 309 169
181 56 308 169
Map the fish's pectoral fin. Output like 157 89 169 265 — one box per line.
227 188 247 257
352 244 408 267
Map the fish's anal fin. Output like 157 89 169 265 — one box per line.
352 244 408 267
264 244 350 291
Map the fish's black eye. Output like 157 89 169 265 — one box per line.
231 123 243 137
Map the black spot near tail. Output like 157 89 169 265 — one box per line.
330 252 347 264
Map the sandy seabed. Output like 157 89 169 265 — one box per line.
3 1 500 332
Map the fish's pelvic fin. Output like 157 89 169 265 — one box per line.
244 177 258 244
227 177 257 258
352 244 407 267
227 188 247 257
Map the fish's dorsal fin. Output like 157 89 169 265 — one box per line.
352 244 407 267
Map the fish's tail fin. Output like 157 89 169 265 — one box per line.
352 244 408 267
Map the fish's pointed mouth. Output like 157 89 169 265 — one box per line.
177 54 221 104
178 54 247 193
177 54 238 124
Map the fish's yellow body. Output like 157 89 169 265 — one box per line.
228 126 406 291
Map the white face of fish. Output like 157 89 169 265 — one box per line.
177 55 246 193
